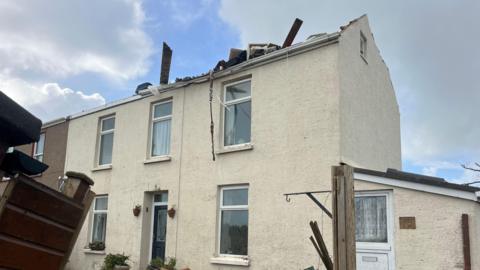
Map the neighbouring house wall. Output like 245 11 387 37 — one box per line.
15 120 69 189
64 42 344 270
355 180 480 270
338 16 402 171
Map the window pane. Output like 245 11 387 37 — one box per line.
226 81 251 102
152 119 171 156
224 101 251 146
154 102 172 118
95 197 108 210
154 193 168 203
102 117 115 131
355 196 387 243
220 210 248 255
92 213 107 242
99 133 114 165
35 133 45 155
223 188 248 206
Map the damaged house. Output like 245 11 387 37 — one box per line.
57 15 479 270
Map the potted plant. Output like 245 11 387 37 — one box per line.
88 241 105 251
147 257 176 270
102 253 130 270
133 205 141 217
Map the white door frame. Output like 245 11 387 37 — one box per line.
355 190 395 270
149 193 168 261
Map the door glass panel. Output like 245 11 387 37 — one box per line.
156 209 167 241
355 196 387 243
154 193 168 203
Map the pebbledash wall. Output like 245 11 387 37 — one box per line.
64 16 401 270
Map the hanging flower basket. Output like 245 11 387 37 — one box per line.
167 207 176 218
133 205 141 217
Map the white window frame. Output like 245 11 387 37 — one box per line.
217 185 249 258
222 79 252 148
149 100 173 158
97 115 115 166
360 31 367 58
90 195 108 244
33 133 45 162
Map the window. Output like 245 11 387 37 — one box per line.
224 80 251 146
218 186 248 256
91 196 108 243
360 31 367 58
355 195 387 243
33 133 45 162
151 101 172 157
98 116 115 165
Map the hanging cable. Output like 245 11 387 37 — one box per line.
208 70 216 161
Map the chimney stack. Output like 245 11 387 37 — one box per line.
160 42 172 85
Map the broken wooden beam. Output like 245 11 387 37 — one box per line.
462 214 471 270
160 42 172 85
310 221 333 270
282 18 303 48
332 164 356 270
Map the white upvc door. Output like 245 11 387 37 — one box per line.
355 191 395 270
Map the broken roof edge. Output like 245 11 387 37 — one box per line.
355 167 480 194
140 31 341 96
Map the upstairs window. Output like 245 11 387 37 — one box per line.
33 133 45 162
91 195 108 243
98 116 115 165
151 101 172 157
224 80 251 146
360 31 367 58
219 186 249 256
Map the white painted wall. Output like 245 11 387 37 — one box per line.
64 16 402 270
338 16 402 171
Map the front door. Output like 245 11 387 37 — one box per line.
151 205 167 260
355 191 394 270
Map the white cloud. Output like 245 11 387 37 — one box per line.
0 76 105 121
0 0 153 80
218 0 480 174
0 0 154 122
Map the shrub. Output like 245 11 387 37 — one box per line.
102 253 129 270
148 257 176 270
149 258 164 269
164 258 176 270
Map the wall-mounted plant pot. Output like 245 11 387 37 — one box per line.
167 207 176 218
133 205 141 217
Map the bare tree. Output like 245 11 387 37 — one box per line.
461 163 480 185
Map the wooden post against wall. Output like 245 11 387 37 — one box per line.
332 164 356 270
462 214 471 270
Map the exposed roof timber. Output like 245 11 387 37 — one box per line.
282 18 303 48
141 32 340 96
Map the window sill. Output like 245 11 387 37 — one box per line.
91 165 112 172
216 143 254 155
210 256 249 266
83 249 106 255
143 156 171 164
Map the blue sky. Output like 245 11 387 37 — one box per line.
0 0 479 184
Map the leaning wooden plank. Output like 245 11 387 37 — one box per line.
8 177 84 228
0 204 74 252
310 221 333 270
462 214 471 270
0 234 64 270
